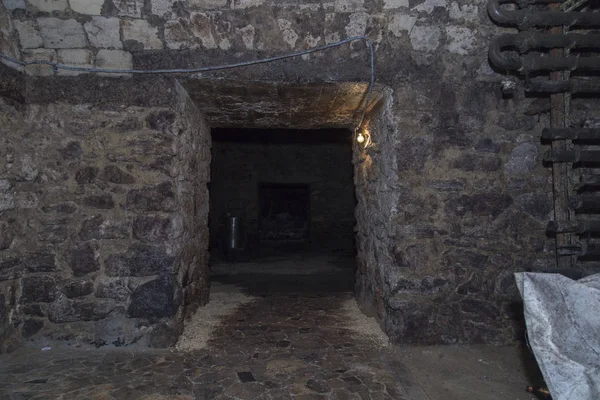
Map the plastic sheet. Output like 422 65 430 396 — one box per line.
515 272 600 400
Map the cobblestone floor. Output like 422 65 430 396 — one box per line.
0 289 539 400
1 292 410 400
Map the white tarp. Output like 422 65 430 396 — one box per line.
515 272 600 400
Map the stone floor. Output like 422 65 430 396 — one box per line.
210 252 356 294
0 253 543 400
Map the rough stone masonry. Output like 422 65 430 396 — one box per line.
0 78 212 350
0 0 562 350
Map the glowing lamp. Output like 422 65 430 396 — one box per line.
356 132 366 144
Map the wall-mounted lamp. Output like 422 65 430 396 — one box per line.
355 129 371 147
356 132 366 144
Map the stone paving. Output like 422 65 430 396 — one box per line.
0 292 409 400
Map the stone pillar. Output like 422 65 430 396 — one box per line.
354 90 398 322
0 81 211 350
355 81 554 345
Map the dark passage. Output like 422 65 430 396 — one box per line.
259 183 310 242
208 128 357 293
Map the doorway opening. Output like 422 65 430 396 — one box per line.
208 128 357 293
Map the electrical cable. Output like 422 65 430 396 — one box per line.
0 36 375 131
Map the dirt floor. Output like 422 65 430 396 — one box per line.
0 254 544 400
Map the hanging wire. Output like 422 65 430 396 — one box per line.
0 36 375 131
358 39 375 134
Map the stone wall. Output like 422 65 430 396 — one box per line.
1 0 560 346
0 95 23 351
210 134 355 253
354 86 555 344
3 0 496 80
173 82 212 321
0 80 211 351
0 1 20 68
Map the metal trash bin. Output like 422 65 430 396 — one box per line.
225 215 244 252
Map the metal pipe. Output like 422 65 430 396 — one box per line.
558 245 580 256
488 35 521 71
547 219 600 234
488 0 600 28
574 196 600 213
581 176 600 185
558 243 600 256
522 54 600 73
489 33 600 73
541 128 600 142
543 149 600 164
511 33 599 52
525 78 600 94
576 175 600 192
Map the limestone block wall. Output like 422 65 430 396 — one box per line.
3 0 497 79
0 82 211 351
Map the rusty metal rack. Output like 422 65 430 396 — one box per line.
488 0 600 269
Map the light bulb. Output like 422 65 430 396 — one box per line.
356 132 365 144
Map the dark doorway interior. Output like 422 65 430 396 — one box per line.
208 128 356 293
259 183 310 242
